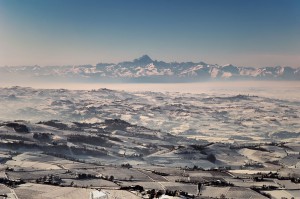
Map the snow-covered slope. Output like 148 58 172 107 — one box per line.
1 55 299 82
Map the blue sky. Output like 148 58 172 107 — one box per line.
0 0 299 67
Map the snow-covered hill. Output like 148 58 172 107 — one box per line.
1 55 299 82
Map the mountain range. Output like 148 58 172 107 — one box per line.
1 55 299 82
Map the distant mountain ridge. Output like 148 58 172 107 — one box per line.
1 55 299 82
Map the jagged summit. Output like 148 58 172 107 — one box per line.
133 55 153 64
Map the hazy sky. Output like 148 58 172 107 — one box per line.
0 0 299 67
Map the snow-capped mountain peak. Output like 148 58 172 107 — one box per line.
0 56 299 82
133 55 153 65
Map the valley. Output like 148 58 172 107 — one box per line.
0 86 299 198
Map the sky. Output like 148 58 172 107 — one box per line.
0 0 300 67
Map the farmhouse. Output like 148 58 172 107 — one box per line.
89 190 108 199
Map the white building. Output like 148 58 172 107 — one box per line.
89 190 108 199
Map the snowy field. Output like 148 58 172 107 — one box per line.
1 81 299 100
0 82 299 199
0 82 299 143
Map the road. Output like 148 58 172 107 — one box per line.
134 168 168 191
